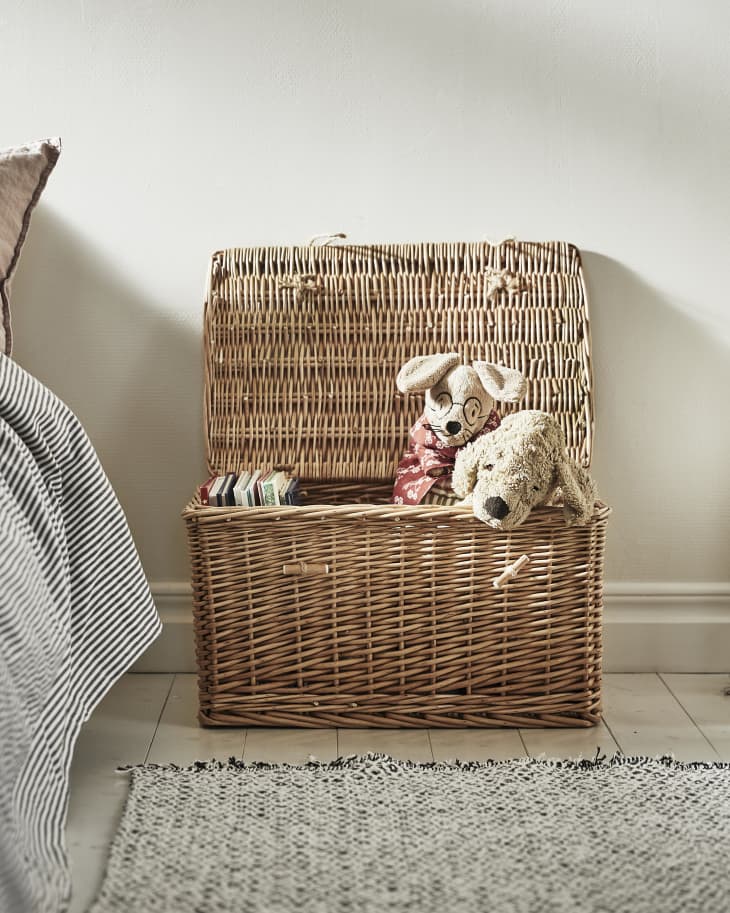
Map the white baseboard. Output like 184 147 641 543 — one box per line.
133 581 730 675
133 582 198 673
602 583 730 672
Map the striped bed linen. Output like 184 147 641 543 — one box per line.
0 354 161 913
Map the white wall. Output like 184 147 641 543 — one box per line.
4 1 729 665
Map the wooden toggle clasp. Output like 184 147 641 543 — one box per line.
282 561 331 577
492 554 530 589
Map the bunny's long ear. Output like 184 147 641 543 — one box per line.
554 457 596 526
451 440 485 499
472 362 527 403
396 353 461 393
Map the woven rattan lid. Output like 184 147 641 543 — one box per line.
204 240 594 481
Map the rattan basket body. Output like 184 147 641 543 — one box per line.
184 241 609 728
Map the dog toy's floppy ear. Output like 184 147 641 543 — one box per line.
396 353 461 393
473 362 527 403
554 457 596 526
451 440 485 499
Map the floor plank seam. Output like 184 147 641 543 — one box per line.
144 673 177 764
599 714 622 756
657 673 723 758
516 730 529 759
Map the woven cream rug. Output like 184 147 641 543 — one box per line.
89 754 730 913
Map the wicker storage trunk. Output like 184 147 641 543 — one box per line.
184 240 609 728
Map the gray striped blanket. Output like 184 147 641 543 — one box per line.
0 354 160 913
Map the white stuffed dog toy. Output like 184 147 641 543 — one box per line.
391 353 527 506
451 410 597 529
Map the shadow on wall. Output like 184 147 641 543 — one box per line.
10 206 206 583
584 251 730 581
9 218 730 585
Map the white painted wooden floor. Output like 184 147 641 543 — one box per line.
66 673 730 913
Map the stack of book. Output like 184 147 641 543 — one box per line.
200 470 300 507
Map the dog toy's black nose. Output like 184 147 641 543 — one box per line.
485 496 510 520
446 421 462 435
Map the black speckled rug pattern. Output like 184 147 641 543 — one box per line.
89 754 730 913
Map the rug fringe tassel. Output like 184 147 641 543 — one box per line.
116 752 730 774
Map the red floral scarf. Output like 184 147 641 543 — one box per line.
391 410 501 505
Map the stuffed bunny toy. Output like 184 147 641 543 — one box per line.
391 353 527 506
451 410 597 529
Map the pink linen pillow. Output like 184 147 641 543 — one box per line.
0 138 60 355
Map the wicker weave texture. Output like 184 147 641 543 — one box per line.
188 239 607 729
205 241 593 481
185 497 608 727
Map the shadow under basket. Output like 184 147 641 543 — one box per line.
183 480 609 729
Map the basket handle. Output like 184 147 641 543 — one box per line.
282 561 331 577
492 554 530 589
308 233 347 246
